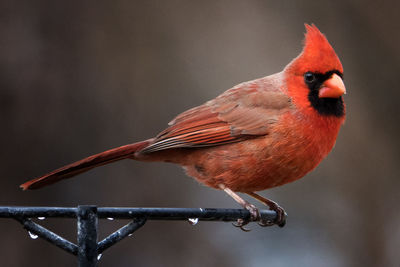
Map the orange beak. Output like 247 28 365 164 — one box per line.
318 73 346 98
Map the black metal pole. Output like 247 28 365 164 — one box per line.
0 206 280 222
77 206 98 267
98 217 147 254
0 205 284 266
14 217 78 255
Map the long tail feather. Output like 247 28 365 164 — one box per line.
20 140 152 190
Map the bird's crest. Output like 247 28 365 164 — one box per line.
288 24 343 75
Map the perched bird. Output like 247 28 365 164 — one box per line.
21 24 346 229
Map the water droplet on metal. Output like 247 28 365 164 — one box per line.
107 217 114 221
38 217 45 220
188 218 199 225
97 254 102 260
28 231 38 239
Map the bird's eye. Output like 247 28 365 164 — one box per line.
304 72 316 84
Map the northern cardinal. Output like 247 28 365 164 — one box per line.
21 24 346 229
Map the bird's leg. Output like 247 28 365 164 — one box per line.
219 184 259 231
246 192 286 227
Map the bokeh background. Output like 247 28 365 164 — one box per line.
0 1 399 266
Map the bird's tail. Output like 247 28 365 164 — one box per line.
20 140 152 190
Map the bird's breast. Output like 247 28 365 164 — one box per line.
181 111 343 192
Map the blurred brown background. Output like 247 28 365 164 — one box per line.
0 1 399 266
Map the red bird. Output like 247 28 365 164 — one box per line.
21 24 346 229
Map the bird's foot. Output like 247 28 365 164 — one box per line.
246 192 287 227
265 200 286 227
232 203 260 232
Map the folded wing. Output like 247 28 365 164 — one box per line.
141 79 291 153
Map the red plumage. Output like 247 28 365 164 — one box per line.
21 24 346 227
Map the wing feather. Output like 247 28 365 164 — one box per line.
141 74 291 153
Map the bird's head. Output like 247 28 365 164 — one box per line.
284 24 346 118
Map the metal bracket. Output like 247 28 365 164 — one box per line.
0 205 281 266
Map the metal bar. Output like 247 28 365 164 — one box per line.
14 217 78 255
97 218 147 254
96 207 278 222
0 206 77 218
0 206 280 223
0 205 283 267
77 206 98 267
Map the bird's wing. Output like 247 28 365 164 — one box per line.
141 78 291 153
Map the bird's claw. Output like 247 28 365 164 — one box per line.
232 219 251 232
257 219 275 227
268 202 286 227
232 203 260 231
